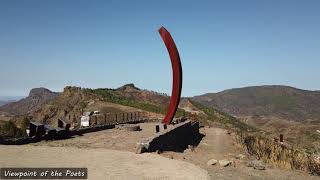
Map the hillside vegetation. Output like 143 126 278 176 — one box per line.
188 99 257 132
87 84 186 117
193 85 320 122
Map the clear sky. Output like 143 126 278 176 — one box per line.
0 0 319 97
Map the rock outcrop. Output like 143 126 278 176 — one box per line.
0 88 59 115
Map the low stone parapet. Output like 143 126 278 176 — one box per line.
136 120 200 153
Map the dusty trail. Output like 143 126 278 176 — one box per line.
0 145 209 180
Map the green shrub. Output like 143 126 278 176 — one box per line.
88 88 188 117
0 121 25 138
189 100 257 132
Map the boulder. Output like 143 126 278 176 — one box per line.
207 159 218 166
248 160 266 170
183 148 191 153
219 160 232 167
188 145 195 151
135 144 146 154
236 154 246 160
184 145 195 153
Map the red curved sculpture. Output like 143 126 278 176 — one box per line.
158 27 183 125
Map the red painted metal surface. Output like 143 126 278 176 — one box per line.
158 27 183 125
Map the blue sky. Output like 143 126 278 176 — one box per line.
0 0 319 97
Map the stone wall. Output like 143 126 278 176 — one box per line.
137 120 200 153
0 118 146 145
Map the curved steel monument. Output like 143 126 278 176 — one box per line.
158 27 183 125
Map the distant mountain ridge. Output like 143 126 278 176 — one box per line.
0 101 8 107
0 88 59 115
192 85 320 122
0 97 24 107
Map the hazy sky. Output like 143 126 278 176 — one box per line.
0 0 319 97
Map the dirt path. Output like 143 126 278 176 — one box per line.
0 145 209 180
161 127 319 180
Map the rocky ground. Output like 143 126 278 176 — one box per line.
0 122 318 180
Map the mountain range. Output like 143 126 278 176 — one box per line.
0 101 8 107
0 97 23 107
0 84 319 151
192 85 320 122
2 85 320 123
